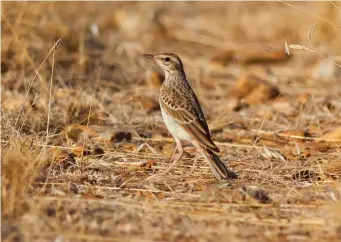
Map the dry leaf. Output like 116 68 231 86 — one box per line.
209 50 235 69
137 96 160 113
66 124 98 141
133 143 158 155
71 143 91 157
261 145 286 161
66 124 132 143
145 70 164 90
50 149 76 169
320 126 341 142
233 75 280 104
142 160 156 169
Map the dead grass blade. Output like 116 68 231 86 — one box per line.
278 0 341 29
308 21 318 43
44 38 61 152
2 137 47 220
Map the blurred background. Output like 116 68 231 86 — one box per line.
2 1 341 132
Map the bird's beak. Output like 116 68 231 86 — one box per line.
143 53 155 60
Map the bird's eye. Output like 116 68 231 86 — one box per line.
164 57 170 62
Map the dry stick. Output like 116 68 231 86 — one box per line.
80 96 93 162
18 93 39 132
35 39 62 197
311 94 322 137
278 0 341 29
295 101 305 129
250 129 341 142
329 0 341 12
44 39 60 152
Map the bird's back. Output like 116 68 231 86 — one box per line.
160 74 218 152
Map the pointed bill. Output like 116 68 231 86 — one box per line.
143 53 155 60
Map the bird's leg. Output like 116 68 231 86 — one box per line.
163 138 184 173
146 139 183 181
190 152 201 174
169 143 178 164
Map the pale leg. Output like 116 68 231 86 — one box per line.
163 138 184 173
146 138 184 181
190 152 201 173
169 144 178 164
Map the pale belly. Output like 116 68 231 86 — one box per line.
160 106 192 142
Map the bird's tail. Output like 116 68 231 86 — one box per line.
199 147 238 180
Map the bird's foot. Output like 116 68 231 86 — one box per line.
226 169 238 179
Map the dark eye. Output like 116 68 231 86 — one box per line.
164 57 170 62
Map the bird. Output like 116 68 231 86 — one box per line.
143 52 237 180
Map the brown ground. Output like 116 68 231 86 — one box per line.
2 2 341 242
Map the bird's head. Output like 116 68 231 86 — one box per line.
143 53 184 76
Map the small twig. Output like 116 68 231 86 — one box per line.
329 0 341 12
44 38 62 151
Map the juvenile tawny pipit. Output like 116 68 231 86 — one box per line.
143 53 237 180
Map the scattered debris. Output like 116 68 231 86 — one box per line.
141 160 156 170
292 170 319 181
51 149 77 169
92 146 105 157
133 143 159 156
112 131 132 142
242 186 272 204
261 145 286 161
71 143 92 157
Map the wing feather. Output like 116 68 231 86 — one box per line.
160 86 219 153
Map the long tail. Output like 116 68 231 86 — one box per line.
199 147 238 180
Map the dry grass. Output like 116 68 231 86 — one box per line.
1 2 341 242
